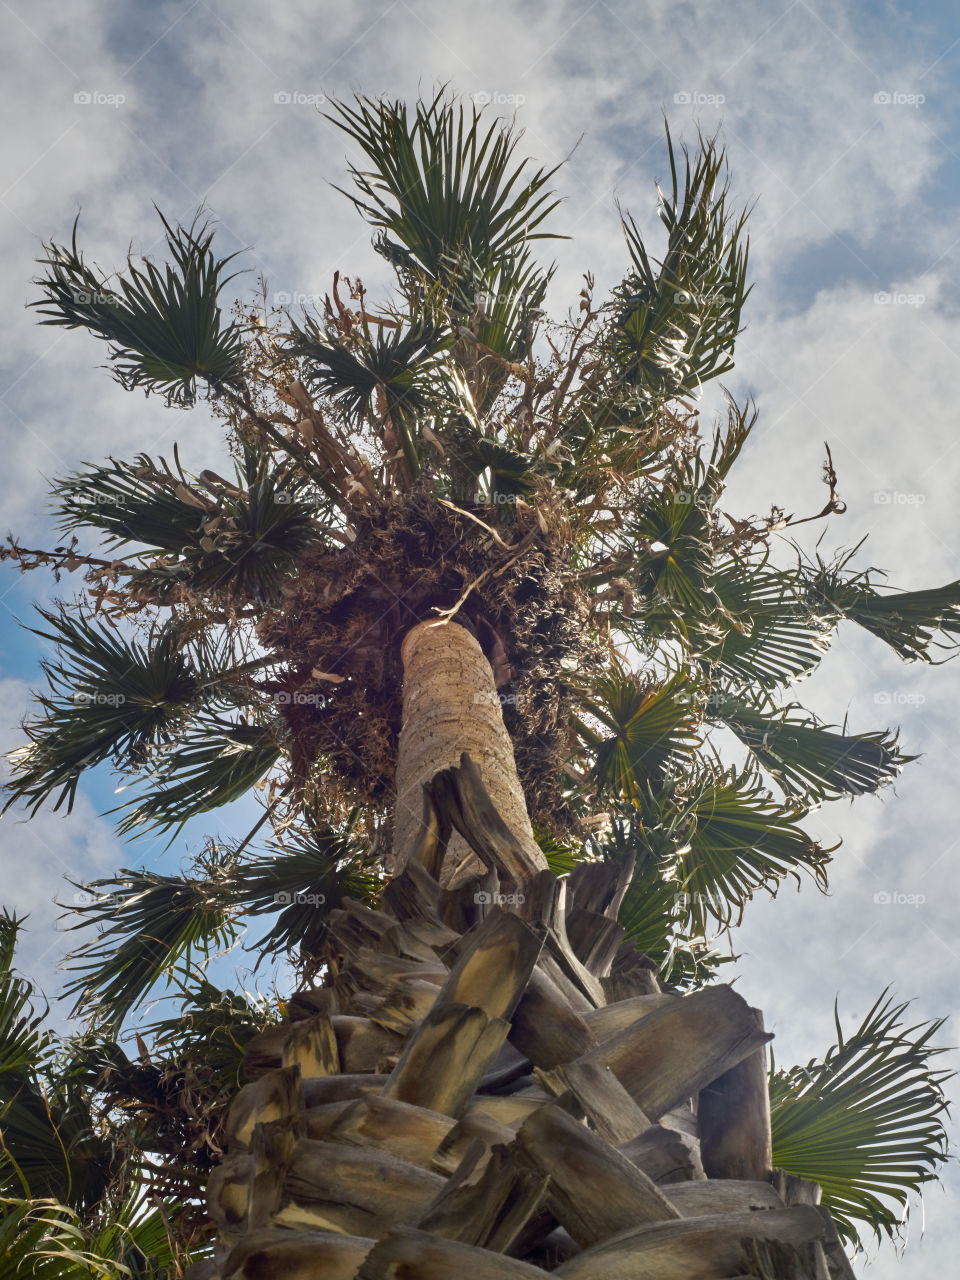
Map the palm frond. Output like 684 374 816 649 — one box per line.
700 559 834 688
446 429 537 504
617 405 756 638
144 977 271 1087
31 210 246 406
576 671 701 802
806 548 960 662
456 246 551 360
61 848 239 1029
3 611 209 818
0 913 54 1082
324 89 565 303
594 816 728 986
603 123 750 407
626 486 717 635
715 696 908 802
56 447 328 604
87 1191 182 1280
0 917 115 1210
0 1197 128 1279
533 828 586 877
616 870 721 987
285 310 451 477
113 719 282 837
673 764 830 930
771 991 953 1246
238 817 378 959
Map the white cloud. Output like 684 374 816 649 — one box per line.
2 2 959 1269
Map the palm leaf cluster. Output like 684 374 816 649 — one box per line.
770 993 953 1244
0 913 233 1275
1 88 955 1258
61 817 375 1030
31 211 246 407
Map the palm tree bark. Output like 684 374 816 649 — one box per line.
393 619 548 883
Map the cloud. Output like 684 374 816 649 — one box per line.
2 3 959 1270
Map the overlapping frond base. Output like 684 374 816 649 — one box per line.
195 756 854 1280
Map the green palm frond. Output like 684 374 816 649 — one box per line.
616 869 719 987
0 1197 128 1279
700 559 834 688
3 611 210 818
604 123 750 407
0 1078 114 1211
287 311 450 424
86 1191 182 1280
806 548 960 662
0 913 54 1081
618 406 755 637
285 310 451 477
0 1184 185 1280
593 816 727 986
532 828 586 876
715 696 908 802
61 848 239 1029
673 764 830 930
456 246 551 358
576 670 701 802
324 89 565 304
238 817 378 959
0 919 114 1210
61 816 373 1029
771 992 952 1246
31 210 246 407
626 487 717 633
446 430 537 504
144 977 271 1087
56 447 328 604
113 719 283 837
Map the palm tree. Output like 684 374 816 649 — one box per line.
2 88 955 1275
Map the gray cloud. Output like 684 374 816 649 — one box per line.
2 2 959 1271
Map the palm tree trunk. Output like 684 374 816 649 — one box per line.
392 619 548 884
202 621 841 1280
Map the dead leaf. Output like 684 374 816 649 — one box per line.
311 669 345 683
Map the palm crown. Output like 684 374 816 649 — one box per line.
0 88 954 1269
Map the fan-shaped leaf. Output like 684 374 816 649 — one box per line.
771 992 952 1246
31 210 246 407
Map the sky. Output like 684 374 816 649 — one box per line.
1 1 960 1273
